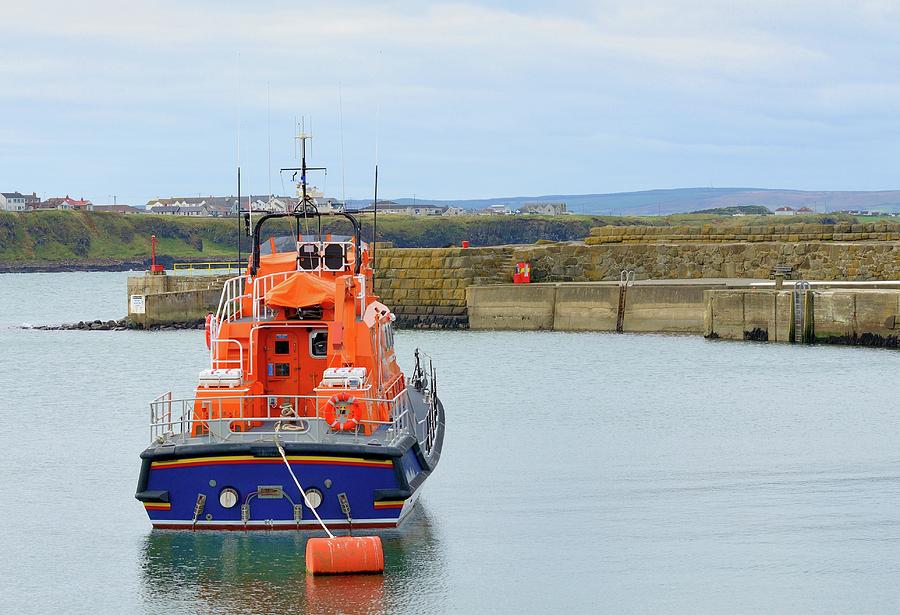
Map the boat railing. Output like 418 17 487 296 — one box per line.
149 389 415 447
213 276 248 326
210 337 244 370
251 271 294 320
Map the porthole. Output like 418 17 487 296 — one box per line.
219 487 239 509
304 488 323 509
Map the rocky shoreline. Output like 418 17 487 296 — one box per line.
23 318 205 331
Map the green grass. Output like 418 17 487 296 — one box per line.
0 210 886 265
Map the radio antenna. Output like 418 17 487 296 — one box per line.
236 52 242 267
372 51 382 282
339 83 346 208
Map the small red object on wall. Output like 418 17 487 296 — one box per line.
513 261 531 284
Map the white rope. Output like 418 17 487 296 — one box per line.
273 428 334 538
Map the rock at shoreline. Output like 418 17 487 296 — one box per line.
21 317 205 332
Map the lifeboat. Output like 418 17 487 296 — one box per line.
135 153 445 531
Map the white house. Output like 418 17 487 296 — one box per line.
519 202 567 215
1 192 27 212
774 206 796 216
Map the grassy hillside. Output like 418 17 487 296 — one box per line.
0 210 861 265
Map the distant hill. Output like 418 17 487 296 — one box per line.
690 205 772 215
384 187 900 215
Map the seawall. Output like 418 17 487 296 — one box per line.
466 282 718 333
705 288 900 346
127 273 231 327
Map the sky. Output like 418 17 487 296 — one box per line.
2 0 900 206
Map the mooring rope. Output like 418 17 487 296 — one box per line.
273 425 334 538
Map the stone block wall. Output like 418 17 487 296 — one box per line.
510 242 900 282
373 246 515 328
586 222 900 244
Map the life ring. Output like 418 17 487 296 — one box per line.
324 393 362 431
204 313 213 349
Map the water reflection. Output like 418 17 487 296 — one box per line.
140 505 445 615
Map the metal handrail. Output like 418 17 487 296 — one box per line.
173 262 243 274
149 390 415 447
210 337 244 370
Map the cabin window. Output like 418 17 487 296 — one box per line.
274 340 290 354
323 243 345 270
310 330 328 358
274 363 290 377
297 243 320 270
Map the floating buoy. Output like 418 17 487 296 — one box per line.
306 536 384 575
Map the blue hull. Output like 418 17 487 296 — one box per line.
137 443 430 530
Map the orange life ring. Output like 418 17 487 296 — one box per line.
204 313 213 349
324 393 362 431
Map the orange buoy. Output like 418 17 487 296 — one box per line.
305 536 385 575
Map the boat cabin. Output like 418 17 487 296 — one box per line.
190 212 405 439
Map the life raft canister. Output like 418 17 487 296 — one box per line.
324 392 362 431
204 313 213 349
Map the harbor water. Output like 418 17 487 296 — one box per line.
2 271 899 613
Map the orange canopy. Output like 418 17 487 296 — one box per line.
265 272 336 309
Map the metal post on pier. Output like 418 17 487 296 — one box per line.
791 280 813 344
616 269 635 333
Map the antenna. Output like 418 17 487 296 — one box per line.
373 164 379 283
267 82 272 199
236 52 242 267
339 83 346 207
372 52 382 282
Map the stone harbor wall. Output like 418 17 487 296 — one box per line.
513 241 900 282
117 236 900 338
586 222 900 244
372 247 515 328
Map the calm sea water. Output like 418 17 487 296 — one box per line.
1 271 899 614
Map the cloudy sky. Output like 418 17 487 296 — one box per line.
2 0 900 205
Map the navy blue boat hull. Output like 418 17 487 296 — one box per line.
136 438 434 529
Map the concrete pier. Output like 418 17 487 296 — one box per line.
467 279 900 347
126 273 231 327
466 281 725 333
706 287 900 345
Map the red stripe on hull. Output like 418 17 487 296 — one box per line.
153 459 390 470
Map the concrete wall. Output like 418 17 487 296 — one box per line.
127 273 231 327
137 288 221 327
705 288 900 346
467 283 715 333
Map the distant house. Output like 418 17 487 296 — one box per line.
518 202 567 215
359 201 447 216
796 206 814 214
88 204 142 214
442 206 467 216
1 192 27 212
148 205 182 215
38 195 92 211
475 204 511 215
774 206 796 216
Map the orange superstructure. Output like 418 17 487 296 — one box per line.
192 219 403 439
